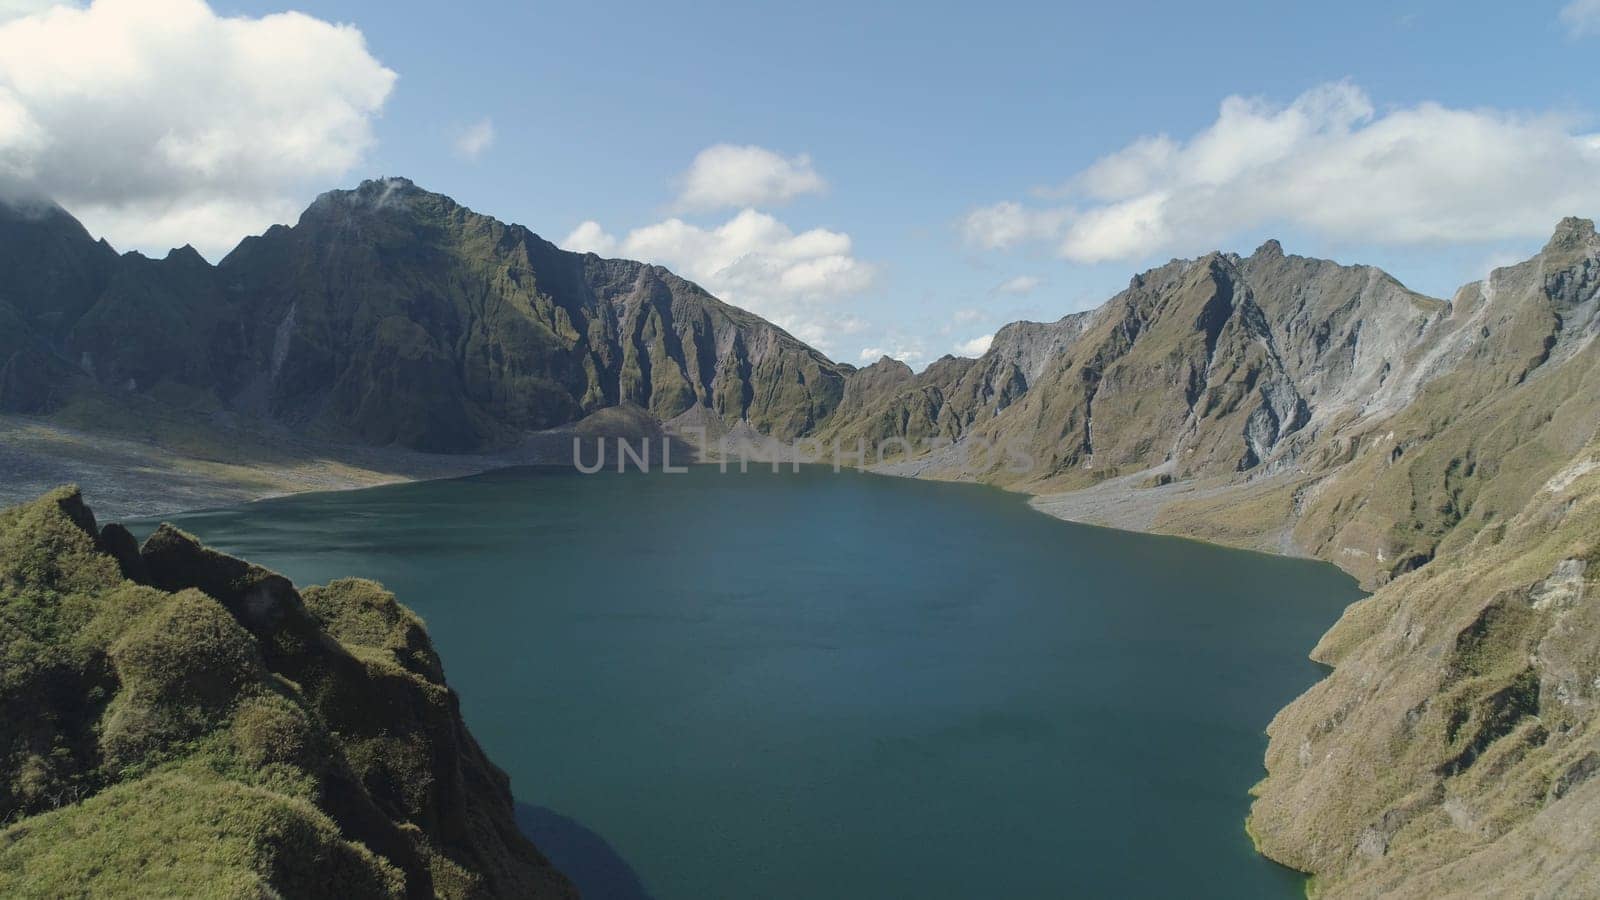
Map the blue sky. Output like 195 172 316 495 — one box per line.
4 0 1599 366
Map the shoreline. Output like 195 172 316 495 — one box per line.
1 413 1342 579
0 414 583 521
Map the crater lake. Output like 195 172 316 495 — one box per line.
132 465 1363 899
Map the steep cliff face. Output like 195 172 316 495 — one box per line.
0 178 848 451
219 179 847 449
1242 220 1600 897
1197 221 1597 592
1235 240 1443 425
825 245 1410 487
0 488 575 898
827 224 1593 550
0 202 117 413
1249 450 1600 898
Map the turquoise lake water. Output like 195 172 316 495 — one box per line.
134 466 1362 899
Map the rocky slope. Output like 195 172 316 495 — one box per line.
1240 221 1600 897
820 239 1443 493
0 487 575 898
1 178 847 452
1249 442 1600 897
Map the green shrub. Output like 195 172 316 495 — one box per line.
110 589 264 707
304 578 442 682
0 772 405 899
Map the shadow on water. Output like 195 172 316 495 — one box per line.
516 803 657 900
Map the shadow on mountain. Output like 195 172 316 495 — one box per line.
516 803 657 900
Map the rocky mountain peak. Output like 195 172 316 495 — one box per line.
301 176 446 225
0 193 63 221
0 195 96 243
1251 238 1285 260
162 244 209 267
1543 215 1599 254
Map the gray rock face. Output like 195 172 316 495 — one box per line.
0 179 849 451
824 250 1342 483
1237 241 1443 426
823 221 1600 502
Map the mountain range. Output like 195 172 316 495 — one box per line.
2 180 1598 896
1 178 844 452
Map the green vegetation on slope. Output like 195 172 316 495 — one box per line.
0 487 574 898
1248 443 1600 897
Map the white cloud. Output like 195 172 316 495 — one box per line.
994 275 1041 295
831 314 870 336
560 208 872 353
562 145 868 353
1561 0 1600 36
675 144 825 211
960 201 1069 251
562 220 618 256
954 333 993 356
963 82 1600 264
0 0 74 20
453 117 494 161
858 346 924 367
0 0 396 257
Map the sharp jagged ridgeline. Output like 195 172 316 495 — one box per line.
2 179 1599 896
0 177 843 452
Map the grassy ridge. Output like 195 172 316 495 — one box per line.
0 488 574 898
